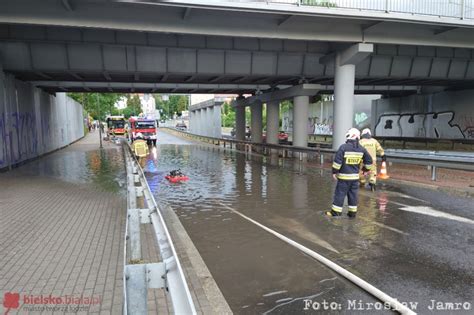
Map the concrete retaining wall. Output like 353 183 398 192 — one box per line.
0 70 84 170
372 90 474 139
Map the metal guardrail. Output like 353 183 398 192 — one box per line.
123 142 196 315
166 128 474 181
219 0 474 20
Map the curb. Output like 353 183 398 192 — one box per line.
385 177 474 198
161 204 233 315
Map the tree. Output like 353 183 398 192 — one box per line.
121 94 142 118
221 102 235 127
153 94 189 119
68 93 124 120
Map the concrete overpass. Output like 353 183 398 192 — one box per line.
1 0 474 150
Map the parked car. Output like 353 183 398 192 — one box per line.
175 122 187 131
262 131 289 143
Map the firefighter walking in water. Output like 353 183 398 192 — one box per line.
132 133 149 168
359 128 386 191
327 128 373 218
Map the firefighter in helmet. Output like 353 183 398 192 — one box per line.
359 128 386 191
327 128 373 218
132 133 149 159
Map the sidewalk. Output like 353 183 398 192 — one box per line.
0 131 126 314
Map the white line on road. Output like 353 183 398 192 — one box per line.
359 217 409 236
398 206 474 225
218 202 416 315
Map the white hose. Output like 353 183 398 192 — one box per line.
219 202 417 315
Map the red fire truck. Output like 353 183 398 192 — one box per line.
128 116 157 145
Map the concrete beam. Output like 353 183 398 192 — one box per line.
232 84 321 107
320 43 374 66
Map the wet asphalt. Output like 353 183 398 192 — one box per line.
4 130 471 314
144 131 473 315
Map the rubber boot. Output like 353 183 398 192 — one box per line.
369 183 376 192
325 210 341 217
347 211 357 218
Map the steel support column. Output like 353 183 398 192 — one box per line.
293 95 309 148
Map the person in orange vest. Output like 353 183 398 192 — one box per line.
359 128 386 191
132 133 149 167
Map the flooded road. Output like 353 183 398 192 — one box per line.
7 137 126 195
145 130 474 314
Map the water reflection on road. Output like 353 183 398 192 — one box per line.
144 134 473 314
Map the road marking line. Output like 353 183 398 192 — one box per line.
398 205 474 225
218 202 416 315
359 217 409 236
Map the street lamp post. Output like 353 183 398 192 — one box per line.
96 93 103 148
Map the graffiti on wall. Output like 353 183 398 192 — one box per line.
283 116 334 135
0 111 40 166
0 112 8 166
375 111 467 139
309 116 333 135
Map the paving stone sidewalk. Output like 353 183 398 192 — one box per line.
0 132 126 314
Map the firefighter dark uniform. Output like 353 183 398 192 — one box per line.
328 137 373 218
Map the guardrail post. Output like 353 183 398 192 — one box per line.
320 153 324 164
431 165 437 181
129 208 142 261
461 0 465 19
385 0 389 12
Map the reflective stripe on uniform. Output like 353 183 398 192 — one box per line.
348 206 357 212
344 151 363 157
337 173 360 180
331 205 343 212
332 162 342 170
363 163 373 170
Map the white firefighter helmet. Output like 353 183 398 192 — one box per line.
361 128 372 136
136 132 144 139
345 128 360 140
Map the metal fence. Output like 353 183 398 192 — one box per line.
220 0 474 20
123 142 196 315
166 127 474 181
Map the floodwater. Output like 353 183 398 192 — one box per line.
7 139 126 195
144 131 474 314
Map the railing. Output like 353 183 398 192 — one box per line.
216 0 474 20
165 128 474 181
123 142 196 315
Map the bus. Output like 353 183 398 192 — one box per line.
106 115 126 136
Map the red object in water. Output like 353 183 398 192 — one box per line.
165 175 190 183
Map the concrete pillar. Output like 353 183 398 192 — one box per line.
292 95 309 147
333 52 356 149
266 101 279 145
250 102 263 143
203 108 208 136
189 111 193 133
235 106 246 141
215 104 222 138
199 109 204 135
